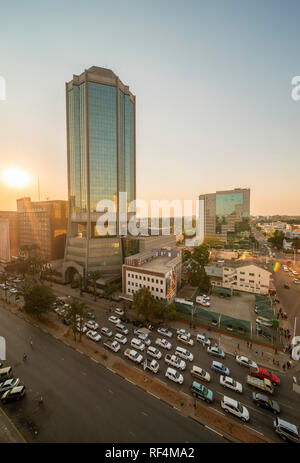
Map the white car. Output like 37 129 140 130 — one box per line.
137 333 151 346
86 330 101 342
201 294 210 301
196 334 211 346
177 334 194 346
108 316 121 324
235 356 258 369
220 376 243 393
176 329 191 338
114 333 127 344
190 365 211 382
221 396 249 422
147 346 162 359
116 323 129 335
131 338 145 351
85 320 99 330
256 316 273 327
155 338 172 350
157 327 173 338
76 324 87 333
294 279 299 285
165 367 184 385
101 327 113 337
104 340 120 352
115 308 124 316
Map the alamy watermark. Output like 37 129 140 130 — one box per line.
0 75 6 100
0 336 6 361
291 76 300 101
95 193 203 246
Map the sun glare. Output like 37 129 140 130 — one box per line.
2 168 30 188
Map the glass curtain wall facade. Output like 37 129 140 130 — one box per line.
64 67 136 282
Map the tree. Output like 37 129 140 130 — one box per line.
65 298 89 342
192 244 210 266
87 271 102 301
102 283 119 299
187 244 211 291
133 287 157 322
268 231 284 250
155 300 178 321
23 284 56 317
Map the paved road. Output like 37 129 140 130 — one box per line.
272 266 300 336
0 305 225 443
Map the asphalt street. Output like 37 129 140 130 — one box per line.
0 305 226 443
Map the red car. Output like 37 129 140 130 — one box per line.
250 367 280 386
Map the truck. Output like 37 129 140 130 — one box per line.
124 349 143 364
143 359 159 374
103 340 120 353
164 354 186 371
246 375 274 394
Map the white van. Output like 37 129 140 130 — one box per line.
175 346 194 362
131 338 145 352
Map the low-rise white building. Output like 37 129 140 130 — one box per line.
205 260 271 295
122 248 182 302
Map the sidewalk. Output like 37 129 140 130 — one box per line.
0 406 26 443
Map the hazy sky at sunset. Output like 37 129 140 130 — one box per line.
0 0 299 215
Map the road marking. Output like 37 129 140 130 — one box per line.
173 407 181 412
244 425 264 435
76 350 83 355
205 425 223 437
147 392 160 400
108 389 114 394
125 378 136 385
108 368 115 374
0 405 27 443
91 357 99 364
81 371 87 375
141 411 148 416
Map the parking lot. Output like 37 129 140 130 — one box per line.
196 292 256 324
51 300 300 443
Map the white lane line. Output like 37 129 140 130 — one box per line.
147 392 160 400
125 378 136 385
76 350 83 354
108 389 114 394
108 368 115 374
205 425 224 437
173 407 181 412
141 411 148 416
91 357 99 363
244 425 264 436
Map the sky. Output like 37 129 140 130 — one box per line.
0 0 299 215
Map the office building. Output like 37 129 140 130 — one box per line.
63 66 136 282
0 211 19 263
198 188 250 246
17 197 68 260
122 248 182 302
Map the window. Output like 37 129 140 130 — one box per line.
249 280 254 283
151 278 154 283
160 289 163 293
240 278 245 282
147 277 150 282
156 279 158 284
152 287 154 291
139 276 141 280
249 273 254 276
240 271 245 275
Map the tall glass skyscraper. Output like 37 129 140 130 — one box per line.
63 66 136 282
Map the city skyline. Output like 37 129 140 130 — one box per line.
0 0 300 215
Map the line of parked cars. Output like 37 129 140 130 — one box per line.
0 366 25 404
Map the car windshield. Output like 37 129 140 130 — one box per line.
237 403 243 413
174 371 180 379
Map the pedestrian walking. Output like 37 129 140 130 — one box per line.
282 363 286 371
193 398 197 409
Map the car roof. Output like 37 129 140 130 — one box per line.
192 365 203 372
11 386 24 393
277 418 299 434
213 361 223 367
224 396 238 407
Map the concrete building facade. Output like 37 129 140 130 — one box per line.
122 248 182 302
205 260 271 295
0 211 19 263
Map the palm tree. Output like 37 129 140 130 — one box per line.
66 298 89 342
87 271 102 301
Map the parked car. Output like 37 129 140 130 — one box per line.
157 327 173 338
177 334 194 346
165 367 184 385
147 346 162 359
1 385 26 404
131 338 145 352
235 355 258 369
220 376 242 393
0 378 20 393
76 323 87 334
273 417 300 442
86 330 101 342
190 365 211 382
252 393 280 414
250 367 280 386
176 329 191 338
196 334 211 346
116 323 129 335
155 338 172 350
85 320 99 331
207 346 225 358
101 327 113 337
211 361 230 376
108 316 121 324
191 381 213 403
115 308 124 316
175 346 194 362
220 396 249 422
104 340 120 353
114 333 127 344
137 333 151 346
256 316 273 327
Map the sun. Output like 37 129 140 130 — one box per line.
2 168 30 188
